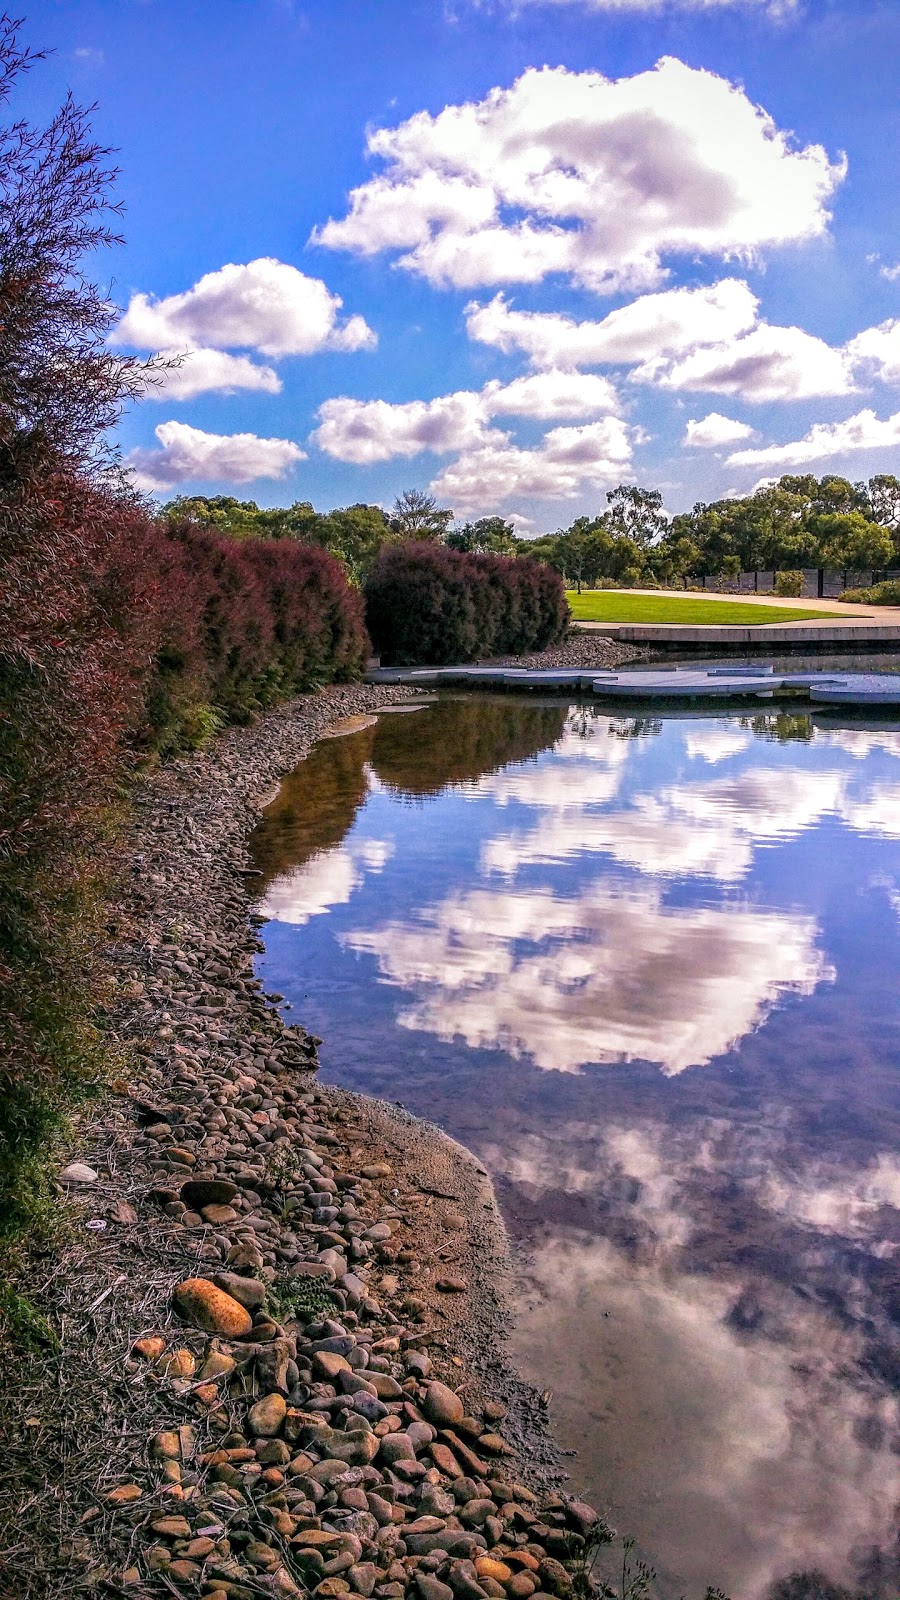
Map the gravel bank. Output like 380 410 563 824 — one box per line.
1 683 603 1600
484 632 645 671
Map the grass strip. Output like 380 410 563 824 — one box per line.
566 591 837 625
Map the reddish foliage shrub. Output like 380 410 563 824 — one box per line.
0 480 368 1240
0 475 162 1232
364 542 477 666
0 16 370 1255
136 521 368 750
364 541 568 665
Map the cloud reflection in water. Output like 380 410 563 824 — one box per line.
259 836 393 925
251 701 900 1599
344 880 832 1074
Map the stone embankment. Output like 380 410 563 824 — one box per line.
2 683 603 1600
485 633 643 671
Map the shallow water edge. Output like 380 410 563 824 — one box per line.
251 692 900 1600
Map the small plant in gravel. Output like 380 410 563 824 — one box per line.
570 1528 730 1600
568 1518 615 1595
607 1538 656 1600
268 1272 338 1324
263 1143 306 1192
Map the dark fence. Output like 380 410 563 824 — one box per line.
699 569 900 599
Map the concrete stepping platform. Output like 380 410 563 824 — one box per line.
367 664 900 707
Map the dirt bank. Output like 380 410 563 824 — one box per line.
0 683 601 1600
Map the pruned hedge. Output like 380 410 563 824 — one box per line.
363 541 568 665
138 519 367 755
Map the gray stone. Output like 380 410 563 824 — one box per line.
59 1163 98 1184
447 1560 490 1600
460 1500 494 1528
416 1577 454 1600
423 1382 465 1427
378 1433 416 1466
405 1351 432 1380
210 1271 266 1310
407 1420 435 1453
349 1392 387 1423
367 1372 403 1400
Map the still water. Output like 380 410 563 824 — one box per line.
250 696 900 1600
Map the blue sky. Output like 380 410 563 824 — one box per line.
20 0 900 531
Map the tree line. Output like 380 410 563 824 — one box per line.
529 476 900 591
170 473 900 596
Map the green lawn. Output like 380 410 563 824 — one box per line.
565 590 835 626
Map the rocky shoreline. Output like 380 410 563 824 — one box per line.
1 683 605 1600
484 632 644 671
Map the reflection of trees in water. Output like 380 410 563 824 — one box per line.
249 725 377 887
607 715 663 740
250 697 569 883
747 712 814 743
370 697 568 796
562 706 662 742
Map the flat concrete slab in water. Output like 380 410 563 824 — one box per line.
367 665 900 706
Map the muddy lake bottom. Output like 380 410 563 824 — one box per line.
250 692 900 1600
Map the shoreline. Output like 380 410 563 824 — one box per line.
0 682 602 1600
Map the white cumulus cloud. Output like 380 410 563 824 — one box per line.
728 408 900 469
428 417 636 513
314 61 843 293
126 421 306 492
312 371 620 464
684 412 755 448
683 726 753 762
258 839 393 926
344 880 829 1076
635 322 854 401
844 318 900 387
466 280 760 368
114 257 376 361
485 368 619 418
144 347 282 401
313 391 495 464
466 279 859 404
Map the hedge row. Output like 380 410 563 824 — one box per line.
363 541 568 666
0 479 367 1245
139 518 367 755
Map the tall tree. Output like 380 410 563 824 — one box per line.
0 18 154 486
605 484 668 547
161 495 298 538
445 516 519 554
390 487 453 540
811 511 893 572
310 502 396 584
867 474 900 539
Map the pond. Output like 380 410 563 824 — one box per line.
249 695 900 1600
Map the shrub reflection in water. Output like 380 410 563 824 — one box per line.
251 696 900 1600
